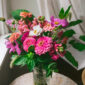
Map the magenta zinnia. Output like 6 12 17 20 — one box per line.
23 37 36 52
35 36 53 55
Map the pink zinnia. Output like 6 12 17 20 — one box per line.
35 36 53 56
23 37 36 52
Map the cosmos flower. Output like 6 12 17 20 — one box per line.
29 25 43 36
50 16 69 27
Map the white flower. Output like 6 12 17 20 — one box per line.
29 25 43 36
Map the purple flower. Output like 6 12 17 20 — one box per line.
50 16 69 27
5 40 21 55
6 19 13 26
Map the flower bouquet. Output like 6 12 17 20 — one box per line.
1 5 85 85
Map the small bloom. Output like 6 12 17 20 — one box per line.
50 16 69 27
61 37 68 44
14 41 21 55
58 31 63 38
6 19 13 26
43 22 55 32
54 43 62 52
18 24 29 33
20 12 32 18
23 37 36 52
9 32 20 43
51 54 59 61
29 25 43 36
21 32 29 42
5 40 21 55
35 36 53 55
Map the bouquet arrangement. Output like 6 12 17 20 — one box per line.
1 6 85 77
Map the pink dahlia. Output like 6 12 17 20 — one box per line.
23 37 36 52
35 36 53 55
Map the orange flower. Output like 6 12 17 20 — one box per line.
20 12 32 18
9 33 20 43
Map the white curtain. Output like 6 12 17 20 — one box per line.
37 0 85 36
0 0 8 35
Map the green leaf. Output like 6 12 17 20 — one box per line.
66 20 82 28
27 60 35 71
28 45 34 52
65 51 78 67
12 9 29 20
79 35 85 42
62 29 75 38
46 69 52 77
13 55 27 66
48 62 56 69
27 52 34 59
12 9 35 21
10 55 19 68
59 8 65 19
64 5 72 18
69 40 85 51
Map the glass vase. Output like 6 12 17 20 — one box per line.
33 67 50 85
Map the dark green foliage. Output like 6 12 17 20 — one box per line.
79 35 85 42
65 51 78 67
28 45 35 52
65 20 82 28
69 40 85 51
59 8 65 19
64 5 72 18
62 29 75 38
59 5 72 19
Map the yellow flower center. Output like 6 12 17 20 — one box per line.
54 21 59 25
38 41 44 46
47 23 50 26
34 30 37 34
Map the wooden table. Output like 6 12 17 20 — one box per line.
10 72 77 85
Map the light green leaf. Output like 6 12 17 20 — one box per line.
27 52 34 59
13 56 27 66
65 51 78 67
